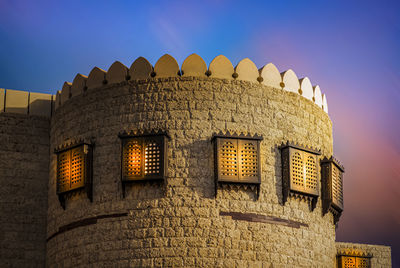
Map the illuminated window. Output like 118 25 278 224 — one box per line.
281 144 320 210
120 133 168 182
55 143 92 209
321 156 345 223
213 135 262 184
337 256 371 268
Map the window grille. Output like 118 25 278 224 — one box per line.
321 156 345 223
218 138 239 181
55 143 92 209
281 144 320 210
214 137 261 184
338 256 370 268
57 150 71 193
119 132 168 197
70 148 85 188
123 139 142 178
144 141 161 176
356 257 370 268
239 140 258 181
213 134 262 199
342 256 356 268
305 155 318 191
332 163 344 209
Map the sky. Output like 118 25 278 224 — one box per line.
1 0 399 265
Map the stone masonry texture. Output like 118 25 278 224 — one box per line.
336 242 392 268
47 77 335 267
0 113 49 267
0 76 392 267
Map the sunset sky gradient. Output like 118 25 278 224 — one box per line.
1 0 399 265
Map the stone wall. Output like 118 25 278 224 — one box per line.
47 77 337 267
336 242 392 267
0 113 50 267
0 88 53 117
0 53 392 267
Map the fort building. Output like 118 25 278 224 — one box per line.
0 54 392 267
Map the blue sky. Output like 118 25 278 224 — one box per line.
1 0 399 265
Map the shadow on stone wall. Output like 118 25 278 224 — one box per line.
273 144 284 205
3 98 52 117
175 139 215 199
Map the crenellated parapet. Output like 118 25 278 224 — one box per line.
0 88 53 117
0 54 329 117
55 54 329 114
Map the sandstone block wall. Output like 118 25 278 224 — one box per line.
0 113 50 267
0 53 393 267
0 88 53 117
47 77 336 267
336 242 392 267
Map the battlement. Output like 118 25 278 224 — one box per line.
0 54 329 117
54 54 329 113
0 88 53 117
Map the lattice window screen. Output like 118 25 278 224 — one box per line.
216 138 260 183
321 157 344 222
121 135 166 181
144 141 161 176
123 140 142 178
70 147 85 189
339 256 370 268
219 139 239 179
291 151 304 189
356 257 370 268
57 151 70 193
239 140 258 180
332 164 344 209
343 257 356 268
288 149 319 196
305 155 318 191
57 145 87 194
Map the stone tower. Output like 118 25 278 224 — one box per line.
0 54 391 267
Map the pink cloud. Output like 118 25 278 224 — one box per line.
334 98 400 242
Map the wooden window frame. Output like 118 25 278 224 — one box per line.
281 143 321 211
337 255 371 268
321 156 345 224
119 132 168 197
213 134 262 198
55 143 93 209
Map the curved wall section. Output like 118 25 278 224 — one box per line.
47 77 334 267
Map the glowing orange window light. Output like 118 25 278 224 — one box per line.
120 132 168 185
337 255 370 268
213 135 262 184
281 144 321 211
55 143 92 209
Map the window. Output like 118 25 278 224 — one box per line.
214 136 262 184
332 163 344 209
281 144 320 210
337 256 371 268
321 156 344 223
213 134 262 199
120 132 168 182
55 143 92 209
